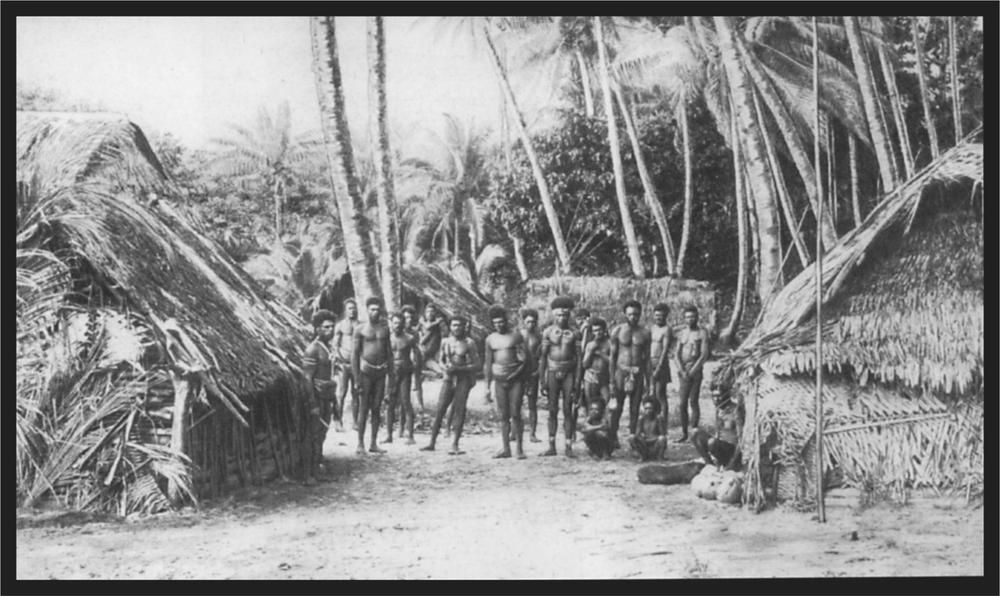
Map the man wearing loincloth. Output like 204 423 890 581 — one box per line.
673 305 710 443
578 399 613 460
421 316 480 455
385 311 422 445
648 302 674 426
351 297 393 455
484 305 528 459
609 300 651 445
692 386 742 470
519 308 543 443
401 304 424 408
580 317 612 412
415 302 448 408
333 298 360 431
630 397 668 461
301 309 338 484
538 296 582 457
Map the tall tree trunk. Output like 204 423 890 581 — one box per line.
849 135 862 226
752 88 810 268
575 48 595 118
368 17 402 312
735 30 838 250
912 18 940 159
483 26 572 274
720 127 749 348
613 80 676 274
827 119 837 222
310 17 381 303
715 16 783 302
948 16 963 142
509 232 529 281
595 17 645 279
877 43 915 177
676 99 693 277
273 177 284 244
844 16 897 192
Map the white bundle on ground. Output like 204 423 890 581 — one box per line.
691 467 744 504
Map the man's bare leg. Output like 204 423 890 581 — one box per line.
562 376 577 458
448 375 471 455
493 382 512 458
421 380 453 451
355 375 370 455
368 375 387 454
512 382 526 459
527 381 541 442
383 376 399 444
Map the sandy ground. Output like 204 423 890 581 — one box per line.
16 378 984 580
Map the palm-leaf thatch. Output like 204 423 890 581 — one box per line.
17 112 312 513
721 131 983 508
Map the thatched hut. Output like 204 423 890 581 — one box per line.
718 136 984 508
17 112 312 514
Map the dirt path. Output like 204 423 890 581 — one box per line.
16 381 984 580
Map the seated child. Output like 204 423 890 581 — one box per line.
578 399 614 460
691 385 743 470
629 398 668 461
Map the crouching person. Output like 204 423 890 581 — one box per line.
691 386 743 471
578 399 614 460
629 397 668 461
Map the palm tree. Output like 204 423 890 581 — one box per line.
310 16 381 304
948 17 963 141
206 102 319 244
595 16 645 278
367 17 402 312
719 106 750 347
911 18 940 160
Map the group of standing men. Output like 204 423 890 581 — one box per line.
299 294 711 483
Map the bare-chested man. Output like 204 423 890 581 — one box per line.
401 305 424 409
301 309 338 485
673 305 711 443
630 398 668 462
581 317 613 412
538 296 581 458
351 297 393 455
385 312 422 445
415 303 448 408
519 308 543 443
648 302 674 426
609 300 651 444
692 385 742 470
333 298 360 431
421 316 480 455
578 399 613 460
484 306 528 459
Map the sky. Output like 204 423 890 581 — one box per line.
16 17 537 153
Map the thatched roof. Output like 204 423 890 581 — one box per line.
401 262 492 340
722 133 983 399
18 112 308 406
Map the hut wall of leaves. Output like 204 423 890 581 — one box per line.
718 135 983 509
17 112 313 514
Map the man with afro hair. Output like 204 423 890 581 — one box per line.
538 296 582 457
301 309 339 484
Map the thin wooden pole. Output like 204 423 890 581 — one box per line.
948 17 963 141
912 17 940 160
812 16 826 523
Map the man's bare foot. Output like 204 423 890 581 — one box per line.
529 435 542 443
355 445 366 455
540 445 557 456
564 445 577 458
420 445 435 451
493 450 512 459
516 451 527 460
383 436 394 444
369 446 387 454
334 420 345 432
674 435 688 444
448 448 466 455
405 437 416 445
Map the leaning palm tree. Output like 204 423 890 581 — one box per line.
310 16 382 304
206 102 320 244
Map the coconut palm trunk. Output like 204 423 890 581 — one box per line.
720 117 749 347
310 17 381 303
676 99 694 277
948 17 963 141
849 135 862 226
272 177 284 243
595 16 645 279
483 26 572 274
715 16 783 302
575 48 595 117
877 43 915 178
844 16 897 192
509 232 530 281
367 16 402 311
613 80 676 274
734 30 838 250
912 18 940 160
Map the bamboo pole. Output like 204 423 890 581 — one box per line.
812 17 826 523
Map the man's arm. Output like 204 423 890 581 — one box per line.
410 336 423 374
609 326 620 373
384 328 394 378
512 335 527 380
301 344 320 411
465 340 481 375
332 325 344 363
691 329 711 376
351 326 363 380
483 335 494 386
538 328 551 381
581 341 596 370
673 329 686 379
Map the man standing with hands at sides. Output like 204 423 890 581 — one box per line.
673 305 711 443
352 297 393 455
416 303 447 408
401 305 424 408
333 298 360 431
301 309 338 485
609 300 651 448
484 306 528 459
648 303 674 427
572 307 591 440
537 296 582 458
519 309 543 443
385 312 422 445
421 316 480 455
581 317 613 413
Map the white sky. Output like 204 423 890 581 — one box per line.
16 16 533 152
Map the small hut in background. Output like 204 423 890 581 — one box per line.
718 137 983 508
17 112 311 514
